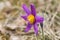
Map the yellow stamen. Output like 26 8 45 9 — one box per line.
27 14 35 24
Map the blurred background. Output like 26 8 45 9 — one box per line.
0 0 60 40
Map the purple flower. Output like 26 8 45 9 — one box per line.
21 4 44 35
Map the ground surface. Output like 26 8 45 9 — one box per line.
0 0 60 40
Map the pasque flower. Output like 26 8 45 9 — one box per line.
21 4 44 35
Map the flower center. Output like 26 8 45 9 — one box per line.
27 14 35 24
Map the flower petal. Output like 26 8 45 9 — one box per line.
30 4 36 16
22 4 31 15
21 15 27 20
24 23 32 32
35 16 44 23
34 23 38 35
